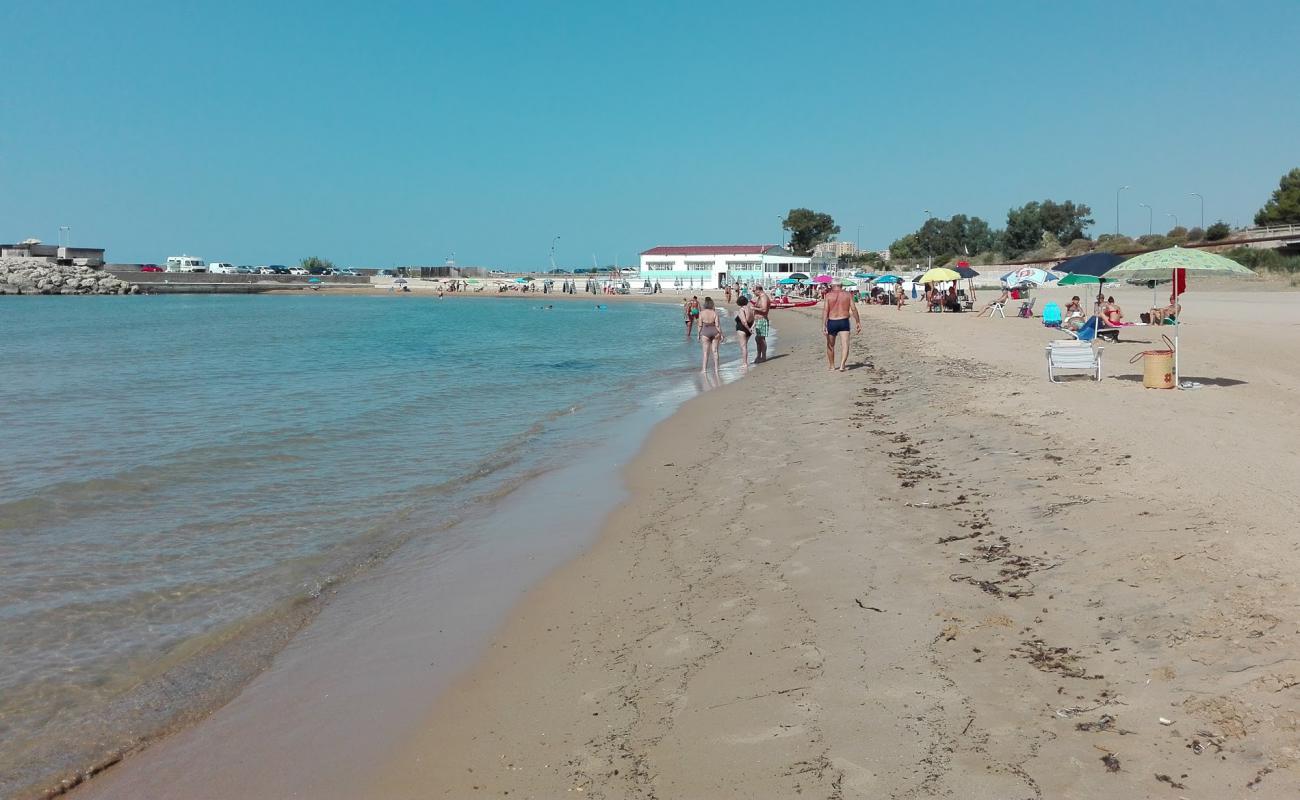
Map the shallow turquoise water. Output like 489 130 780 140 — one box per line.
0 293 700 774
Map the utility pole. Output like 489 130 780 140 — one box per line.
549 235 560 271
1190 192 1204 231
1115 185 1129 237
1138 203 1152 235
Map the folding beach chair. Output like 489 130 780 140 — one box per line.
957 289 974 311
1017 298 1037 318
1041 302 1062 328
1046 340 1104 382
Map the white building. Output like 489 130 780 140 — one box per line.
638 245 812 288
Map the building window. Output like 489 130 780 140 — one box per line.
726 261 760 270
684 261 713 271
646 261 675 271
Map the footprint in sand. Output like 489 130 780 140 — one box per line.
664 634 691 656
722 724 807 745
746 536 773 548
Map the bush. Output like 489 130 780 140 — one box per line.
1185 226 1205 242
1167 226 1188 241
1095 234 1137 253
1223 247 1300 273
1205 221 1232 241
300 256 335 271
1064 238 1093 256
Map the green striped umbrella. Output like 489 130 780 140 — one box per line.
1102 247 1255 388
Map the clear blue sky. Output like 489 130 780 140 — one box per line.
3 0 1297 268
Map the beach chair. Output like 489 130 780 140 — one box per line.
1046 340 1104 382
1017 297 1037 318
1042 302 1062 328
957 289 974 311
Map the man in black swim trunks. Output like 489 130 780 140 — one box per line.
822 283 861 372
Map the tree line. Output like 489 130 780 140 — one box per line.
781 167 1298 266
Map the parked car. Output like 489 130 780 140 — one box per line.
306 267 333 275
334 268 357 276
256 266 276 275
234 266 253 274
548 268 570 274
489 269 507 276
208 262 237 274
288 267 308 276
140 264 163 272
268 265 289 274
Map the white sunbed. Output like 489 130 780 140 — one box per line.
1046 340 1103 382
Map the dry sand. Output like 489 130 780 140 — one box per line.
373 285 1300 798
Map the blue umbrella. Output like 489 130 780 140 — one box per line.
1055 252 1123 277
873 275 902 284
776 277 802 285
853 272 877 280
1001 267 1058 287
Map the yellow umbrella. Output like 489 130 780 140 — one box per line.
919 267 961 284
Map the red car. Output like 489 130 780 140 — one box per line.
140 264 163 272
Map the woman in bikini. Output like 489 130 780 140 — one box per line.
1102 295 1124 326
734 295 756 365
698 296 723 373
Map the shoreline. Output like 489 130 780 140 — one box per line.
56 302 753 800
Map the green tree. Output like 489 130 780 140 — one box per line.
1185 226 1205 242
1205 221 1232 241
1254 167 1300 226
782 209 840 256
1167 226 1188 241
889 213 999 264
1002 200 1094 259
300 256 335 271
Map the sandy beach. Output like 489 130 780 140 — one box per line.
66 283 1300 799
370 284 1300 798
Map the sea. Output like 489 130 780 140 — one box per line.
0 292 738 795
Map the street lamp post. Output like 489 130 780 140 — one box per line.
1115 185 1129 237
1138 203 1153 235
1166 212 1179 233
778 217 786 248
1190 192 1204 231
549 235 560 271
923 209 932 269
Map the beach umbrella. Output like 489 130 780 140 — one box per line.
853 272 877 280
1057 273 1111 286
1055 251 1124 277
950 265 980 279
837 277 857 286
1001 267 1058 287
812 274 834 284
392 277 409 285
776 277 802 285
919 267 961 284
1102 246 1256 387
874 275 902 284
789 272 810 281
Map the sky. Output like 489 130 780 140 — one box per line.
2 0 1297 269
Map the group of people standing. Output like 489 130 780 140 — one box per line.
684 288 771 373
683 281 862 374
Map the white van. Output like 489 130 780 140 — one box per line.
208 262 237 274
166 256 206 273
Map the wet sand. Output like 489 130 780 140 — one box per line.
67 285 1300 798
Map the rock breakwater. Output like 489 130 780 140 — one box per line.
0 258 137 295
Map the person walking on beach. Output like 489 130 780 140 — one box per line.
687 296 702 339
683 297 695 338
698 297 723 373
733 295 756 365
752 286 771 363
823 282 861 372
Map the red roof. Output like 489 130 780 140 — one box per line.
640 245 778 256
